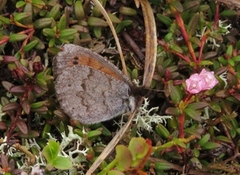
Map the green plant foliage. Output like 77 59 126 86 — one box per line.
1 0 240 174
43 140 72 170
115 145 132 171
99 137 152 174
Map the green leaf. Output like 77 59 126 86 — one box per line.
165 107 180 116
187 102 208 110
215 135 232 143
74 0 85 20
164 32 173 42
108 170 125 175
119 6 137 16
48 38 55 47
184 108 201 122
51 156 72 170
41 123 51 139
101 125 112 137
128 137 146 158
187 13 199 37
47 4 61 20
42 28 56 37
231 118 238 129
236 40 240 50
14 12 31 22
36 77 47 86
108 13 121 24
198 4 209 12
226 45 233 56
232 55 240 62
229 127 236 138
16 1 26 8
65 0 73 5
158 141 174 150
228 59 235 67
198 133 210 147
169 44 183 53
193 147 200 157
184 125 202 139
19 129 39 138
155 124 170 139
157 14 173 26
93 27 102 38
221 10 237 17
155 161 174 171
189 37 201 46
42 140 60 163
115 145 132 171
168 81 183 104
34 18 53 29
128 137 151 167
162 58 173 68
170 1 183 12
59 29 77 38
23 40 39 52
208 102 221 112
0 15 11 24
202 141 221 150
236 128 240 135
190 157 202 169
87 17 108 27
199 60 214 66
116 20 133 33
183 0 199 11
218 56 228 65
87 129 102 139
57 14 67 30
9 34 28 42
173 138 186 148
92 0 106 17
31 0 46 9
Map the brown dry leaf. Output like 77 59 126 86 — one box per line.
140 0 157 88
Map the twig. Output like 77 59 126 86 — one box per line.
91 0 128 76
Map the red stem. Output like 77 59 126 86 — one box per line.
158 40 191 62
214 2 220 27
177 113 185 160
178 93 193 139
174 11 197 63
199 2 220 62
178 113 185 138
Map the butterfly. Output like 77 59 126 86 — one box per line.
53 44 137 124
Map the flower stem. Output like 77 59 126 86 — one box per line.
174 10 197 63
178 113 185 138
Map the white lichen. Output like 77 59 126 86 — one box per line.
60 126 88 159
133 98 172 135
196 20 231 49
219 71 228 88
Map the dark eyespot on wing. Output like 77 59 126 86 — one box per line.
72 56 79 65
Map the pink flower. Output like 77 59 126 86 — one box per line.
186 73 204 94
186 69 218 94
199 69 218 91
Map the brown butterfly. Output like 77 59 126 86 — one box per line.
53 44 138 124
